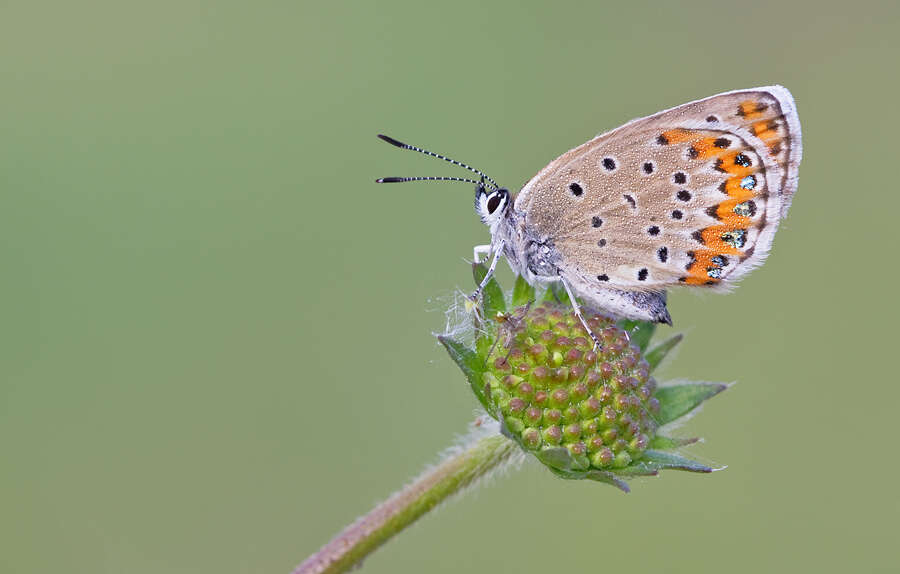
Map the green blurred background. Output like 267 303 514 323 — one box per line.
2 1 898 572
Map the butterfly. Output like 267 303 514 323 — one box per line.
377 86 802 348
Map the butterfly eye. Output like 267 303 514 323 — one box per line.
486 193 503 214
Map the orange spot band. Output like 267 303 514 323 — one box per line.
659 128 695 144
715 151 755 177
689 137 730 160
722 175 757 200
714 199 754 227
700 225 745 255
752 120 779 141
684 249 724 285
738 100 767 120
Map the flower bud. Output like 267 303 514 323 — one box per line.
439 268 729 491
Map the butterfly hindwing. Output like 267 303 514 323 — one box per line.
515 86 801 292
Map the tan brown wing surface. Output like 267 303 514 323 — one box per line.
514 86 801 290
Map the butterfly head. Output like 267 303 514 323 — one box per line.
475 183 510 227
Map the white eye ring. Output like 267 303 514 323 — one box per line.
476 188 509 226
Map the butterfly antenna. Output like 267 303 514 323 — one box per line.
376 134 499 190
376 176 485 185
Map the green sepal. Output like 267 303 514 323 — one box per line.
438 335 492 413
542 282 570 305
545 466 632 493
613 462 661 478
472 262 506 317
614 449 711 476
511 274 535 307
584 470 631 492
645 334 684 371
639 449 713 473
536 446 590 472
649 435 700 450
618 320 657 352
536 447 580 471
653 382 727 426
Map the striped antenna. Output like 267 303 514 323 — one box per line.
376 134 499 190
376 176 484 185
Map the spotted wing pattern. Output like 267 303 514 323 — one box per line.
514 86 801 291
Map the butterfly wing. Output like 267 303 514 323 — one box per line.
515 86 801 293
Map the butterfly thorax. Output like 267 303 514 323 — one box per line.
477 184 561 283
493 202 563 284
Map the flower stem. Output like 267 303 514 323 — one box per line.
293 430 517 574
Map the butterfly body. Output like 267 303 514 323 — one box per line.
378 85 801 331
478 186 675 324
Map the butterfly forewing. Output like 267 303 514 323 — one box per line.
515 86 801 291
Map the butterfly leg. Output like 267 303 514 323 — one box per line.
468 240 505 311
559 276 603 351
472 244 491 264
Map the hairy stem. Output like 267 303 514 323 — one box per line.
293 430 517 574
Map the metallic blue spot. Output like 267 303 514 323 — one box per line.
721 229 747 249
733 201 756 217
740 175 756 190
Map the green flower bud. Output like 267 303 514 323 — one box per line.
478 302 658 469
438 266 730 492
